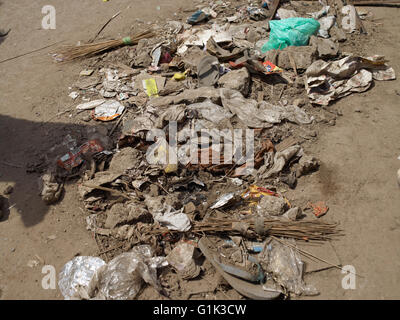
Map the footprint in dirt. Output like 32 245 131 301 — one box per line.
0 28 11 46
317 162 339 197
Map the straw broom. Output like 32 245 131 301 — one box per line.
151 218 341 242
54 29 155 62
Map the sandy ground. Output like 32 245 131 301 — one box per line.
0 1 399 299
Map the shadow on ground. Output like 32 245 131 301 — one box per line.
0 114 107 227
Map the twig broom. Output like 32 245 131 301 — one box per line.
54 29 155 62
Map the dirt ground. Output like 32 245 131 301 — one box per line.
0 1 399 299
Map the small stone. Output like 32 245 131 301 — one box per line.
331 26 347 42
297 155 320 177
218 68 251 97
184 202 196 214
283 207 302 221
277 46 318 70
310 36 339 59
81 114 92 122
256 196 288 217
27 259 39 268
109 147 142 173
293 98 305 108
149 184 159 197
280 173 297 189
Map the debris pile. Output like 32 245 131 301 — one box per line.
46 0 395 299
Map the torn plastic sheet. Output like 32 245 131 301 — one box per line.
76 99 106 110
220 89 273 128
260 238 319 296
210 192 237 209
221 89 312 127
178 28 232 54
58 256 106 300
153 205 191 232
187 100 233 123
258 102 313 125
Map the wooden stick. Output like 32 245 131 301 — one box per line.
0 161 23 168
90 11 122 43
82 183 131 199
271 236 364 278
0 41 63 64
109 108 127 136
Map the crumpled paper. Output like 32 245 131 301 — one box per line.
305 55 395 105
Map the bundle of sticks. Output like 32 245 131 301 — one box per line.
54 29 155 62
153 218 341 242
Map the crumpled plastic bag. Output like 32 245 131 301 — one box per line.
260 239 319 296
58 246 167 300
97 245 166 300
58 256 106 300
263 145 303 178
187 100 233 123
153 205 191 232
261 18 320 53
221 89 311 128
167 242 200 279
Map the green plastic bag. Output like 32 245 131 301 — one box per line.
261 18 320 53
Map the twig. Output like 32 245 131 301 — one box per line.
0 161 23 168
98 243 124 255
109 108 127 136
90 11 122 43
278 86 285 99
155 182 170 195
0 41 63 64
41 108 74 126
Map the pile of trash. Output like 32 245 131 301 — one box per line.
43 0 394 299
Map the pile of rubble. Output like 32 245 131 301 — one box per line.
42 0 395 300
